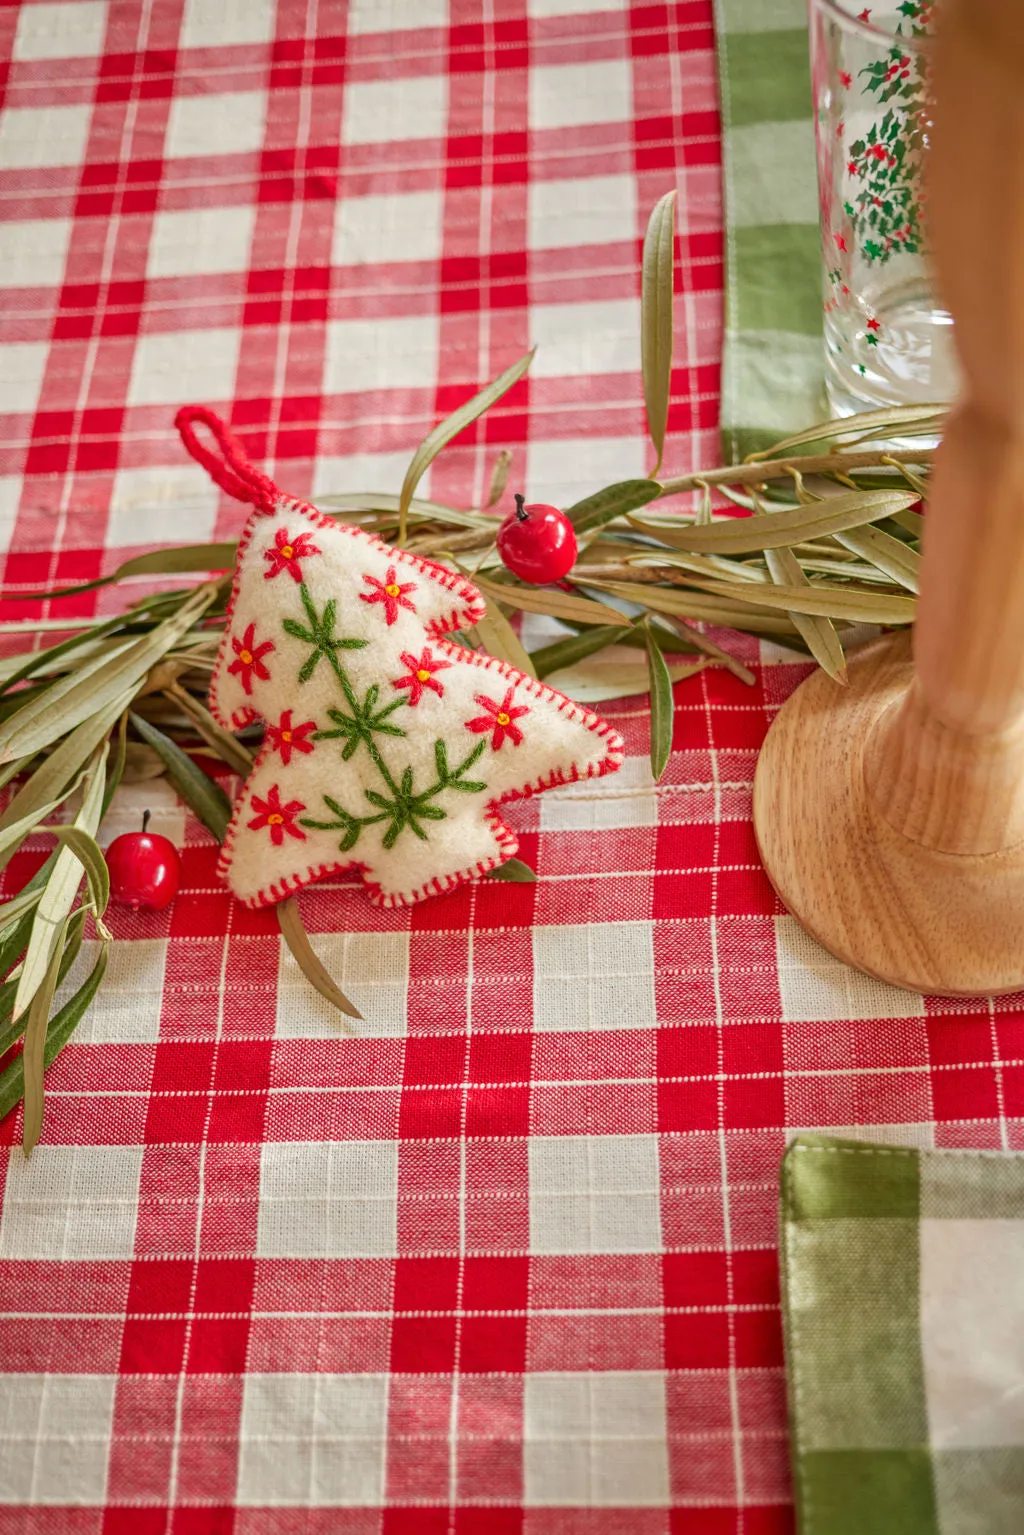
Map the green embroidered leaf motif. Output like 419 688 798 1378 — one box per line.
382 817 405 850
297 650 321 685
459 739 486 774
285 586 367 683
315 688 407 761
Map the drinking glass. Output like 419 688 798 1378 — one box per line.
809 0 958 415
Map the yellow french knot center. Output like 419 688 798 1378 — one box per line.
281 730 292 742
280 545 294 559
385 583 402 597
416 669 431 683
239 649 253 665
496 712 511 727
267 813 284 825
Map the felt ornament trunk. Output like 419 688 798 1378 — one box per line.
178 408 624 909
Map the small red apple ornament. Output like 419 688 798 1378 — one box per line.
106 810 181 911
496 493 577 584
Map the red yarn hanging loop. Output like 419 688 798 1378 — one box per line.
174 405 280 516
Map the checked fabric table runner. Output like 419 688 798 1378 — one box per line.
0 1 1022 1531
783 1136 1024 1535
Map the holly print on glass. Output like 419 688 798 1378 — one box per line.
844 1 933 266
209 499 623 908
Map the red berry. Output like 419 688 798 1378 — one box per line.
106 811 181 911
496 494 577 584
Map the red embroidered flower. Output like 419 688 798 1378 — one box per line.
834 233 848 252
360 565 417 624
847 159 859 175
265 709 317 765
866 316 881 332
465 686 529 751
857 7 870 19
392 647 452 706
263 527 321 583
228 622 274 695
839 70 852 88
247 784 306 847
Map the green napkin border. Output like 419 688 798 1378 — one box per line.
714 0 826 459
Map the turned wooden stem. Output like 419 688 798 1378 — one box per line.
865 0 1024 855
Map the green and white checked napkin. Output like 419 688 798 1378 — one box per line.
782 1134 1024 1534
714 0 826 459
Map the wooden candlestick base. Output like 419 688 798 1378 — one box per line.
753 631 1024 997
752 0 1024 998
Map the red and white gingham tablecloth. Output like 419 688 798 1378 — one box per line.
0 2 1017 1529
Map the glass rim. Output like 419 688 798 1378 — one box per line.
813 0 928 51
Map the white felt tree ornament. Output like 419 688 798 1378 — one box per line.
177 408 624 909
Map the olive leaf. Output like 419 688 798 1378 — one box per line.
20 910 81 1154
581 579 805 636
166 684 254 776
129 713 233 843
486 450 513 508
316 492 495 533
484 858 537 883
0 938 109 1132
0 544 237 605
764 546 848 683
18 741 109 1152
15 741 108 1023
567 480 662 534
627 489 919 554
472 571 630 628
0 907 87 1059
644 620 674 782
679 575 916 625
834 523 921 592
277 895 361 1023
641 189 677 477
546 655 705 704
397 350 535 544
36 826 110 920
747 403 945 461
470 592 537 679
530 622 634 679
0 614 138 697
0 585 219 763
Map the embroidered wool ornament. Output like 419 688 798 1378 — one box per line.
176 407 624 909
